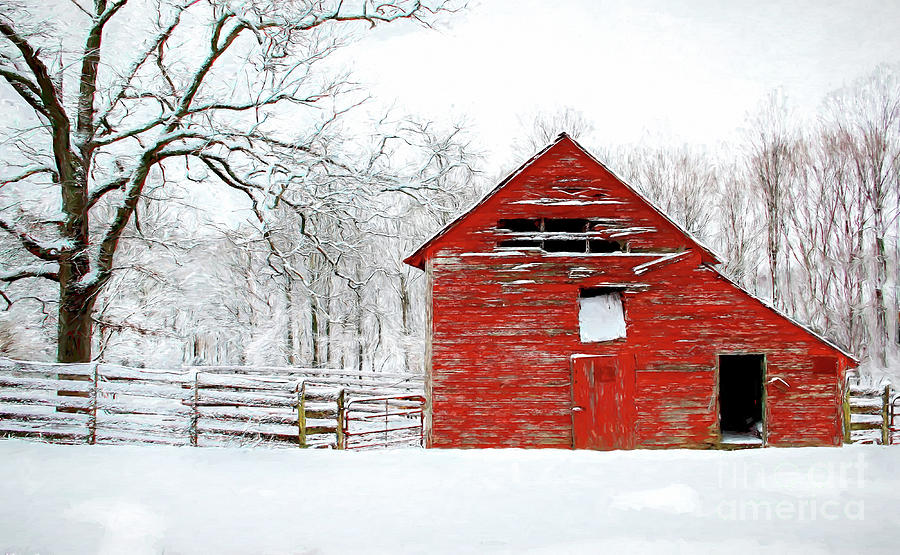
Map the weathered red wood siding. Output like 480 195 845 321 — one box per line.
415 136 851 449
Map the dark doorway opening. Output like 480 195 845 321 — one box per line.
719 354 764 442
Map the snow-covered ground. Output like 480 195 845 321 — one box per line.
1 442 898 554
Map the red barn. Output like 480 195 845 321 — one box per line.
405 133 856 450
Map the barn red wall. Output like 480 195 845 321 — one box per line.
422 138 850 449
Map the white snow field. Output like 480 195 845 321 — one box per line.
1 442 898 554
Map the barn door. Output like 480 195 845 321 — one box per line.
570 354 634 450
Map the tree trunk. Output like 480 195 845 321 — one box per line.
355 288 364 376
399 270 412 373
56 285 94 414
284 275 297 366
57 227 94 363
873 233 888 367
310 295 319 367
322 277 332 366
765 194 781 308
57 286 96 363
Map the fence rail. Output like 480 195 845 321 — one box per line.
843 381 894 445
0 358 425 449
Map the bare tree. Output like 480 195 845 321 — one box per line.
714 161 762 291
816 124 870 355
513 107 594 161
616 144 717 243
0 0 453 362
744 91 798 310
823 67 900 367
183 117 481 370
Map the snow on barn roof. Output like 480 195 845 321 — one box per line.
403 133 722 269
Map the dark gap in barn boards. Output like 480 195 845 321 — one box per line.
544 218 588 233
719 354 765 440
497 239 541 249
588 239 623 253
497 218 541 232
545 239 587 253
580 286 625 297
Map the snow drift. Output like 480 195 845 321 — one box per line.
1 441 898 554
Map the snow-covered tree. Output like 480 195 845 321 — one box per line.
0 0 454 362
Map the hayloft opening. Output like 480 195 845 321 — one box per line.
719 354 764 442
495 218 626 254
578 288 626 342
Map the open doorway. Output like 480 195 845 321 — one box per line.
719 354 765 445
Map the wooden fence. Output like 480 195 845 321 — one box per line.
9 357 892 449
843 381 895 445
0 358 424 449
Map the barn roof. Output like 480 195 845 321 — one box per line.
403 133 722 269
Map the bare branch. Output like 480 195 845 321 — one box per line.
86 174 128 208
67 0 93 18
0 264 60 283
0 166 58 188
0 216 66 261
0 63 40 93
0 15 70 130
0 14 78 207
0 63 49 118
95 1 200 131
94 317 181 338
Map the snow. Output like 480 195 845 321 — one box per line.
609 483 701 514
579 292 626 342
632 251 690 275
1 442 898 554
852 398 885 409
851 414 884 424
608 226 656 238
720 432 764 445
510 262 542 271
511 199 624 206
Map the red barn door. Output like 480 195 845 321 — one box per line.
571 354 635 450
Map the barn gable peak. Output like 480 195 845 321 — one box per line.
403 133 721 269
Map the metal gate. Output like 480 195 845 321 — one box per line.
340 394 426 450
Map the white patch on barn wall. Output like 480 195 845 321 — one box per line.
569 267 593 279
579 293 626 342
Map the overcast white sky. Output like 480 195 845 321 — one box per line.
335 0 900 166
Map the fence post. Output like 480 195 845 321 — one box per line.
298 382 307 448
336 389 345 450
842 382 852 444
190 372 199 447
88 362 99 445
419 398 425 448
882 384 891 446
